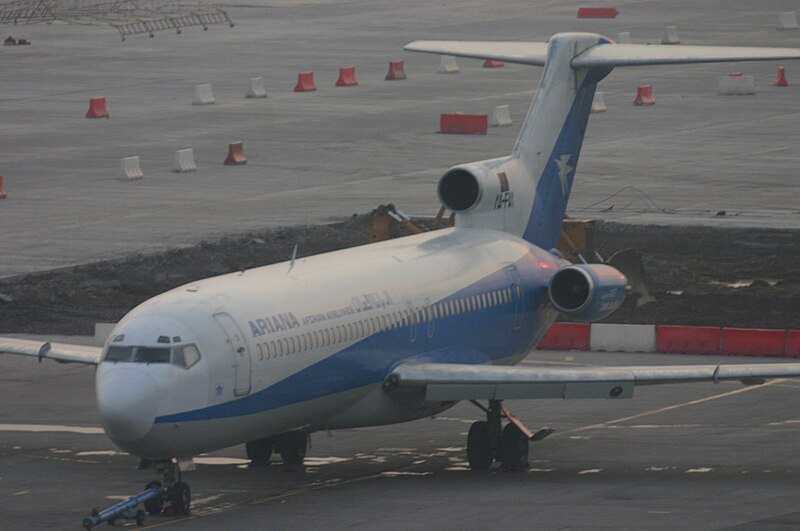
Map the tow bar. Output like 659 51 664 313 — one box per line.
82 485 160 529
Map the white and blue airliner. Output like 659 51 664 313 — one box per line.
3 33 800 513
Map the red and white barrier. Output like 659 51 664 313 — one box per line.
385 60 407 81
85 97 110 119
438 55 459 74
173 148 197 173
120 156 143 180
590 323 656 353
439 113 488 135
591 91 607 113
778 11 799 30
536 323 800 358
246 77 267 98
335 66 358 87
294 72 317 92
719 72 755 95
633 85 655 105
490 105 512 127
774 66 789 87
577 7 619 19
720 328 785 357
224 141 247 165
656 325 720 355
537 323 590 351
0 175 7 199
482 59 504 68
661 25 680 45
192 83 215 105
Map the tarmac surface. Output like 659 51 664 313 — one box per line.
2 0 800 277
0 344 798 530
2 1 800 529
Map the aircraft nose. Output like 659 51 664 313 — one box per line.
97 366 159 442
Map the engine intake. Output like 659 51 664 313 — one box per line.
438 168 481 212
548 264 627 322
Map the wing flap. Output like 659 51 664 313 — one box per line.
386 362 800 401
404 40 548 66
0 337 102 365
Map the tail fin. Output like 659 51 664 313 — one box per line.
405 34 800 251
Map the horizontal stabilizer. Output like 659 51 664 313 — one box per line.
405 40 800 69
404 40 548 66
572 43 800 68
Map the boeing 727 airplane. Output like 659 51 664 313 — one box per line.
3 32 800 516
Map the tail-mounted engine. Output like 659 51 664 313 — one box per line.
437 160 514 214
548 264 628 322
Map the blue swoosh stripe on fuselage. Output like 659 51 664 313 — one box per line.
155 250 555 424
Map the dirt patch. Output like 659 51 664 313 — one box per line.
1 217 798 335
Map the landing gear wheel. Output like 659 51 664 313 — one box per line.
499 423 529 472
170 481 191 515
143 481 164 515
467 421 493 470
135 509 145 526
277 432 308 465
246 438 274 464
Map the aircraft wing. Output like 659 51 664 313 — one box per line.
0 337 103 365
404 41 549 66
384 362 800 401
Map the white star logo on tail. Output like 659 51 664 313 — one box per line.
555 154 573 198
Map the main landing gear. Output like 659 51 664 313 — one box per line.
246 431 308 465
466 400 554 472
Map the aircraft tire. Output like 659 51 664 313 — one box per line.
245 438 274 464
499 423 529 471
277 432 307 465
170 481 191 515
144 481 164 515
467 421 493 470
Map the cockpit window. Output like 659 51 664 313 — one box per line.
135 347 171 363
171 345 201 369
104 344 201 368
106 346 135 362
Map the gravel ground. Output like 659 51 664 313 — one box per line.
1 217 798 334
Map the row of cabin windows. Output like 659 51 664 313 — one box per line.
255 286 518 361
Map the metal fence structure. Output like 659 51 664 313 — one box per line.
0 1 233 40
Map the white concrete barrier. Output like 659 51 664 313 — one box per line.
778 11 799 30
438 55 459 74
173 148 197 173
120 156 143 180
94 322 117 347
192 83 215 105
615 31 631 44
661 25 680 44
590 324 656 353
718 74 755 95
489 104 512 126
591 91 607 113
245 76 267 98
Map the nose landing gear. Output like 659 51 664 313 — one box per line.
466 400 554 472
81 460 190 529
